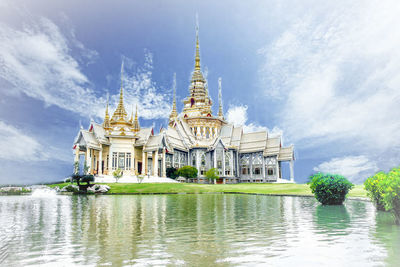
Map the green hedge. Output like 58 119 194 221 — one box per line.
177 166 198 179
309 173 353 205
364 172 386 210
365 167 400 224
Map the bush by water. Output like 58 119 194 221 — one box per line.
309 173 353 205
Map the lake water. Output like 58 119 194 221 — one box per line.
0 194 399 266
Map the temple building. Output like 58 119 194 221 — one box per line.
73 28 295 183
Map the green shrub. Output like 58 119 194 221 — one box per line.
177 166 198 179
364 172 386 211
113 169 123 182
309 173 354 205
364 166 400 224
380 167 400 224
206 168 219 183
166 167 178 179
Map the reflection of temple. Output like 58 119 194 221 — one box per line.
73 27 295 183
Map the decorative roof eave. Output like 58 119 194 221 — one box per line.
106 134 139 139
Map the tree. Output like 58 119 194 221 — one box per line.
71 161 94 192
206 168 219 184
113 168 123 183
177 166 198 179
309 173 353 205
365 166 400 224
166 167 178 179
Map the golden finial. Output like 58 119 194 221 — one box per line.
103 95 111 129
120 59 124 101
129 104 134 123
195 24 201 71
169 73 178 122
218 77 224 119
133 104 140 132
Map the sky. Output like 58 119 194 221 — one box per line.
0 0 399 185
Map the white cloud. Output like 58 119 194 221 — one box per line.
0 16 171 120
258 0 400 175
226 104 283 136
313 156 379 183
0 121 48 162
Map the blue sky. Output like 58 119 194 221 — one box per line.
1 0 399 185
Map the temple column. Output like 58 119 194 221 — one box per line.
195 151 200 181
141 150 146 175
131 146 137 175
153 150 159 177
262 156 265 182
290 160 294 182
249 154 253 181
236 151 239 178
86 147 91 174
213 150 217 169
74 145 80 163
99 147 103 175
222 149 226 177
162 148 166 177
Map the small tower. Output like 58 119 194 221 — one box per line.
129 105 134 124
132 105 140 132
169 73 178 126
103 97 111 131
218 77 224 120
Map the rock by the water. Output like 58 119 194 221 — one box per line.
61 184 79 193
88 184 110 193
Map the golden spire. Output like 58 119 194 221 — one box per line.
103 97 111 129
133 104 140 132
111 60 128 122
169 73 178 124
195 26 201 71
218 77 224 119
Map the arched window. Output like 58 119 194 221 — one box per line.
205 127 210 138
192 152 196 166
212 128 215 137
252 153 263 177
191 98 195 107
240 154 250 176
200 127 204 137
200 153 206 175
225 152 231 176
193 127 197 136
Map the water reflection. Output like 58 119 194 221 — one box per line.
314 205 351 234
0 195 399 266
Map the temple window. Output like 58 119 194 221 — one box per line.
166 154 172 168
205 127 210 138
126 153 131 170
216 148 223 175
191 98 195 107
193 127 197 136
240 154 250 176
225 152 231 176
252 153 263 177
118 152 125 170
267 168 274 176
192 152 196 166
200 127 204 136
112 152 117 169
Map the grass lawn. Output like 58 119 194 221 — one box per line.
48 183 367 198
